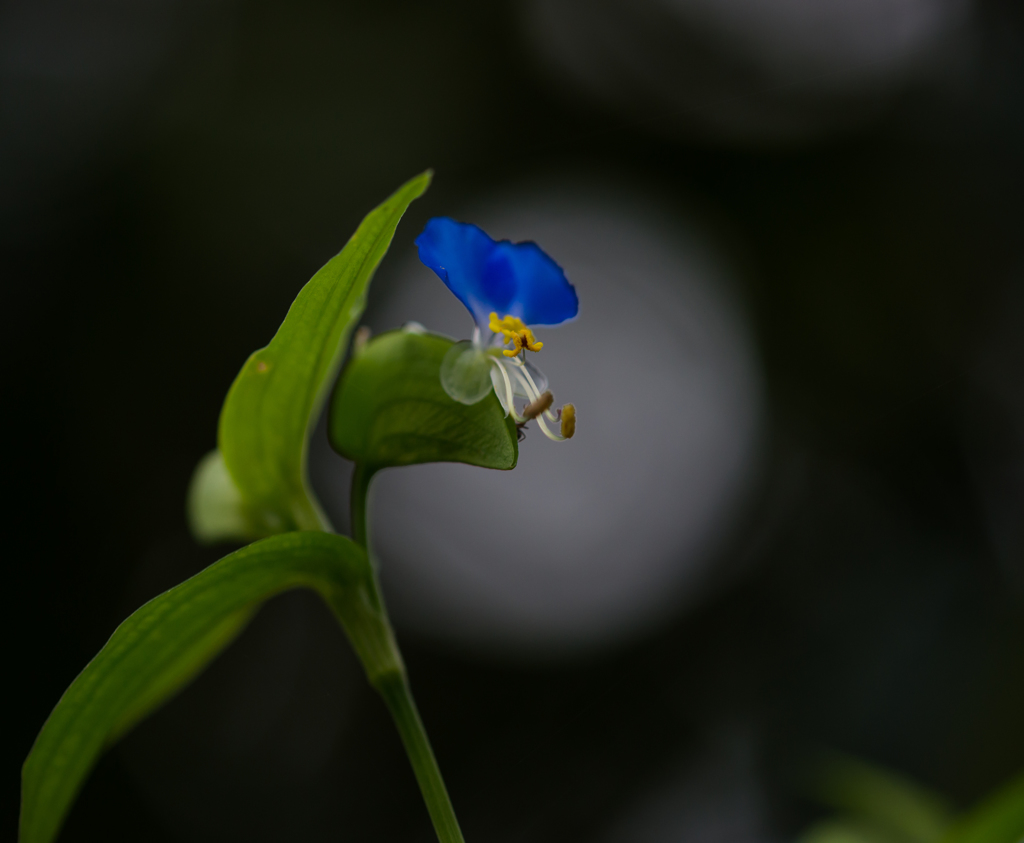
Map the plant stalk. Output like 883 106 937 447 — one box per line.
349 463 466 843
376 673 466 843
350 462 374 548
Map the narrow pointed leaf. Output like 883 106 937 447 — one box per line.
211 171 432 538
329 328 518 470
20 531 387 843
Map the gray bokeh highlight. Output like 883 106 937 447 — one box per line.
523 0 972 141
602 727 767 843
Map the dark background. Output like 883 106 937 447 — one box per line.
5 0 1024 840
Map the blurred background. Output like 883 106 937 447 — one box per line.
5 0 1024 840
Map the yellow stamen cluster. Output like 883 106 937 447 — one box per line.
488 312 543 358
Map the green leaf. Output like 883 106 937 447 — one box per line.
813 755 954 843
208 171 432 540
944 772 1024 843
20 531 399 843
328 327 518 470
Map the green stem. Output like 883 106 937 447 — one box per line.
349 463 466 843
350 462 374 548
377 674 466 843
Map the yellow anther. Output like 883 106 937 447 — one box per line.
488 312 524 337
520 330 542 352
560 404 576 439
489 312 543 357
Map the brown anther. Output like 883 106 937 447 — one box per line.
522 390 554 420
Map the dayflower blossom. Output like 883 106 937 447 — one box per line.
415 216 578 441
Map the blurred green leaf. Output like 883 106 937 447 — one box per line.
801 817 914 843
208 170 432 539
20 531 388 843
944 772 1024 843
813 754 954 843
329 327 518 470
186 449 266 543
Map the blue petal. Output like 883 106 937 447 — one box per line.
415 218 509 326
415 217 578 328
483 240 578 326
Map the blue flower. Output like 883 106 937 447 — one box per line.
415 217 578 334
415 217 577 440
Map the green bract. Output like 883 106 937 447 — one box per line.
188 170 433 543
329 328 518 470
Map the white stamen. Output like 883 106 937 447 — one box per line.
490 356 570 442
505 358 556 421
534 411 567 442
490 358 526 422
510 364 537 400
